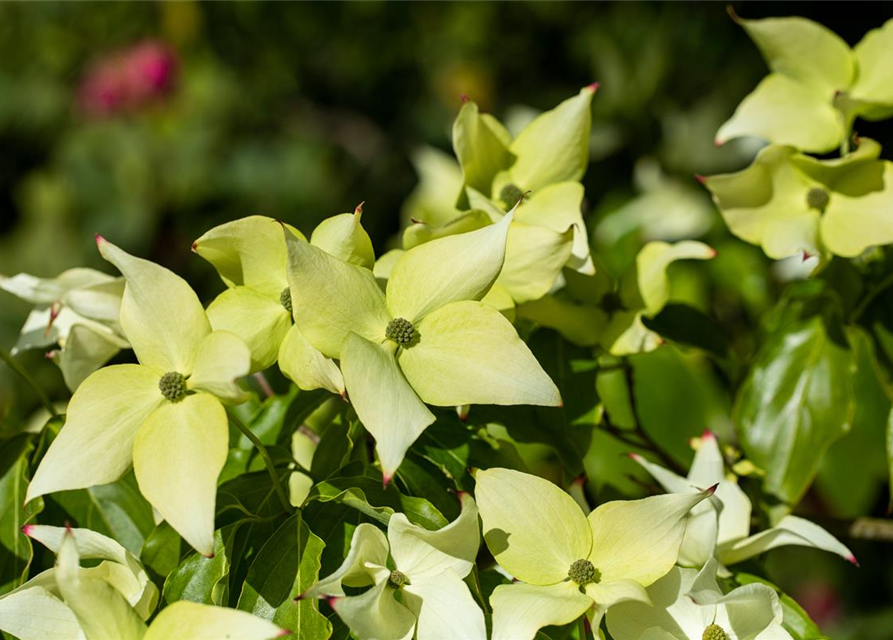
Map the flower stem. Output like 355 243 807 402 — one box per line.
850 271 893 323
0 343 58 418
227 410 291 513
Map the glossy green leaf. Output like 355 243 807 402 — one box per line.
237 514 331 640
735 316 855 504
0 435 42 594
163 526 237 607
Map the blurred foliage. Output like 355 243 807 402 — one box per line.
2 2 893 638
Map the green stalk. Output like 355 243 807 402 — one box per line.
227 410 291 513
0 343 58 418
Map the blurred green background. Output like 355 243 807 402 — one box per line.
1 3 892 637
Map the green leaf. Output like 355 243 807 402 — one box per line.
50 472 155 557
733 572 828 640
0 434 42 594
309 419 360 481
141 521 182 582
641 303 729 357
163 525 238 606
237 513 331 640
306 462 448 531
735 315 856 504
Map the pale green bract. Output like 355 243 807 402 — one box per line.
632 431 856 573
284 210 561 479
718 13 893 152
607 559 793 640
192 213 353 395
703 137 893 265
0 268 128 390
474 468 713 640
0 528 283 640
25 237 252 556
305 493 485 640
403 86 597 305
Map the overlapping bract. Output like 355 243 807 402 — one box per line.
306 494 484 640
632 432 855 572
718 14 893 153
0 527 282 640
0 268 128 390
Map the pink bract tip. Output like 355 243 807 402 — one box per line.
459 94 470 104
701 429 715 440
585 82 600 93
94 233 106 246
694 174 706 185
706 483 719 496
355 201 364 216
571 475 586 486
190 241 198 252
382 473 393 489
628 452 642 461
707 247 718 258
326 596 340 610
713 138 724 148
846 554 860 567
205 552 215 559
21 524 34 537
802 250 813 262
276 629 291 637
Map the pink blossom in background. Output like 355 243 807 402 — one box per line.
78 40 178 118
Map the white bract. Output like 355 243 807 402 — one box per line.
632 431 856 572
0 268 128 390
607 559 793 640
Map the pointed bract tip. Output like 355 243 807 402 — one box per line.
705 483 719 496
706 247 718 258
382 473 393 489
354 201 364 216
726 5 741 22
94 233 106 246
21 524 34 537
460 93 470 104
326 596 340 610
571 475 587 487
713 138 724 148
694 174 706 185
191 241 198 253
701 429 715 440
846 554 860 567
627 452 642 461
585 82 600 93
205 552 215 559
802 250 813 263
276 629 291 637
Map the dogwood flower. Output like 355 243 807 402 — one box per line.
0 268 128 390
631 431 855 572
717 13 893 153
0 525 157 640
518 240 715 354
702 138 893 265
607 559 793 640
26 237 251 556
193 212 374 394
474 468 714 640
283 211 560 479
0 528 283 640
402 86 597 305
305 493 484 640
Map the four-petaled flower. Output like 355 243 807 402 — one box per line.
26 237 252 556
284 211 561 480
474 468 714 640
